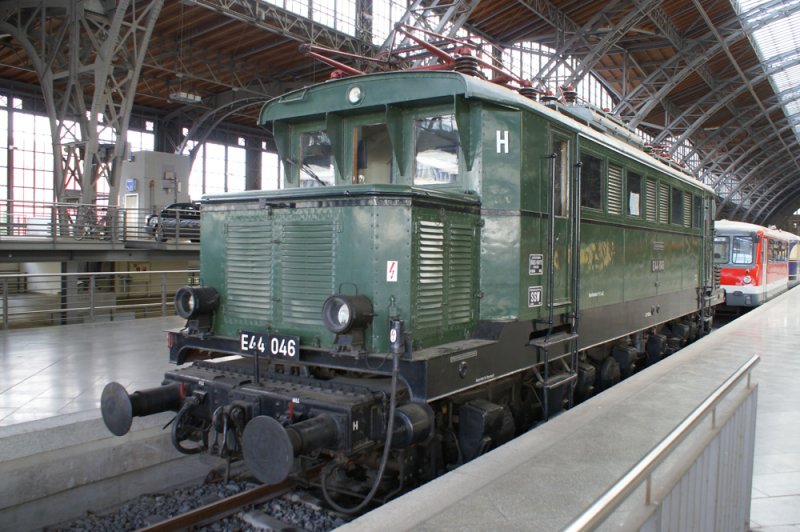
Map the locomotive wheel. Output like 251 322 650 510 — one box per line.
597 357 620 392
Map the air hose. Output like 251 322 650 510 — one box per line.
321 350 400 514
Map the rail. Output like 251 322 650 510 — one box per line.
1 269 198 330
565 353 760 531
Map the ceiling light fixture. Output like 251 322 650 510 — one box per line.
169 91 203 104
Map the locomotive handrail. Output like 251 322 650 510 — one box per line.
565 353 760 532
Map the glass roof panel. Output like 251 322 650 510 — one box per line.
735 0 800 137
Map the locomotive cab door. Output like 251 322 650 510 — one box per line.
548 133 575 309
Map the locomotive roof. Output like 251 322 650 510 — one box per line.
259 70 714 194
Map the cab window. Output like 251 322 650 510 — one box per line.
299 130 335 187
352 123 392 184
732 236 755 265
413 115 459 185
713 236 729 264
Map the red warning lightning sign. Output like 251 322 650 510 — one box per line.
387 260 398 282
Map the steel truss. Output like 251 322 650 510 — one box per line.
0 0 163 205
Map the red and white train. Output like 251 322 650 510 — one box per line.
713 220 798 307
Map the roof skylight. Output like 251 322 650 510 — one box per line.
735 0 800 139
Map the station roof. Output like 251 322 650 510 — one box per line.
0 0 798 225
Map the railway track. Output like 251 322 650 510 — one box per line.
139 479 296 531
50 468 349 532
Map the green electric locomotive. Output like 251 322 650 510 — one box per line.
101 68 722 510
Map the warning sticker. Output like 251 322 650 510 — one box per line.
387 260 398 282
529 254 543 275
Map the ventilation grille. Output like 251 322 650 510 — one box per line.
225 218 273 324
607 165 623 215
413 219 476 330
658 183 670 224
684 194 692 227
280 221 335 325
646 179 657 222
447 223 475 325
415 220 445 328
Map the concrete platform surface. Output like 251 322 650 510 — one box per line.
342 288 800 531
0 315 184 426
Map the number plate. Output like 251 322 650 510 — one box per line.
240 331 300 360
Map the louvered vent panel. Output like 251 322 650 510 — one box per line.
658 183 670 224
608 165 623 215
280 221 335 325
684 194 692 227
646 179 657 222
415 221 445 328
447 223 475 325
226 219 273 324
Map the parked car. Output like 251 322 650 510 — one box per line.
145 202 200 242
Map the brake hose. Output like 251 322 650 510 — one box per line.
321 350 400 514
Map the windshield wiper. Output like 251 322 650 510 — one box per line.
287 158 328 186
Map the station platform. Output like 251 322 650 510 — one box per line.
0 291 799 530
0 315 184 426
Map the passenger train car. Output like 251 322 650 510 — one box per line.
101 64 722 510
714 220 794 307
780 229 800 288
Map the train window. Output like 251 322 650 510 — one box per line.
692 195 702 228
413 115 459 185
671 188 683 225
769 240 787 263
552 137 569 217
580 153 603 209
713 236 730 264
352 123 392 184
732 236 755 265
627 172 641 216
299 130 335 187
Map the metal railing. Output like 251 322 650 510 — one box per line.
565 353 760 531
0 199 199 243
1 269 199 330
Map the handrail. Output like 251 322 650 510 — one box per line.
1 269 200 331
0 269 198 279
565 353 760 532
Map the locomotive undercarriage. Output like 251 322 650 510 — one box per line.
102 303 711 511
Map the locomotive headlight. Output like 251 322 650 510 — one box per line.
347 86 363 104
175 286 220 319
743 275 752 284
322 294 373 334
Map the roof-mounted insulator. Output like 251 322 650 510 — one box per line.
561 84 578 104
329 70 349 80
453 53 482 78
518 86 539 100
541 88 559 105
